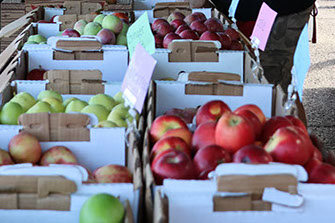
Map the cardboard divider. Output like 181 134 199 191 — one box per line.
185 82 243 96
63 1 103 15
187 72 241 82
213 195 272 212
55 39 102 51
153 2 191 18
18 113 90 142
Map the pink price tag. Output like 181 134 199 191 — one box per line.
250 3 278 51
121 44 157 113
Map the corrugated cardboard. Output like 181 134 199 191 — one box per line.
153 190 168 223
213 195 272 212
45 70 105 94
153 2 191 18
58 14 96 30
216 175 298 194
55 39 102 51
63 1 103 15
185 82 243 96
187 72 241 82
168 41 218 62
18 113 90 142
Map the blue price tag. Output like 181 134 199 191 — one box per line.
293 23 310 100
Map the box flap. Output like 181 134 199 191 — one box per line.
153 2 191 18
55 39 102 51
187 72 241 82
0 194 17 209
37 176 77 197
45 70 104 94
153 189 168 223
58 14 77 30
18 113 90 141
216 174 298 194
185 82 243 96
168 40 219 62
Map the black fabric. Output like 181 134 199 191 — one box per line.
211 0 316 21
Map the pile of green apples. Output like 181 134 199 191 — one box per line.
0 90 138 128
25 34 47 45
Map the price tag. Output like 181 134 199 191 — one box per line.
228 0 240 19
121 44 157 113
293 23 310 100
127 12 155 59
250 3 278 51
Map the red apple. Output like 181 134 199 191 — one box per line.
8 131 42 164
62 28 81 37
152 19 169 32
167 12 185 23
224 27 240 41
50 15 57 23
233 145 272 164
162 33 181 49
175 24 190 35
191 12 207 22
149 115 188 143
184 14 201 25
189 20 207 35
26 67 46 80
204 18 224 32
93 164 132 183
151 149 195 185
179 29 199 40
164 108 197 124
199 31 221 42
285 115 308 135
156 22 174 37
234 109 262 139
234 104 266 124
193 145 231 179
170 19 186 30
215 113 255 153
229 40 244 50
312 146 323 161
40 146 78 166
155 34 163 48
195 100 231 126
191 121 216 154
161 128 192 147
264 126 311 165
37 20 50 23
150 136 190 161
217 32 232 50
261 116 293 144
304 157 322 174
0 149 14 166
308 163 335 184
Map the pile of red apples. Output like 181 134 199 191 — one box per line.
149 100 335 185
152 11 243 50
0 131 132 183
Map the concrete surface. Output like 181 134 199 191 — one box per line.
303 0 335 150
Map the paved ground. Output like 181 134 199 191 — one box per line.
303 0 335 150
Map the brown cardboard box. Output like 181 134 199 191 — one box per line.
153 2 192 18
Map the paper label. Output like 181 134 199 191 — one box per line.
121 44 157 112
293 23 310 100
228 0 240 18
127 12 155 59
250 3 278 51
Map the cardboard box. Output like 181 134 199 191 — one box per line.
133 0 205 10
151 40 248 81
0 113 141 222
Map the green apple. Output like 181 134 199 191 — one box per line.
65 100 88 113
80 193 125 223
57 31 65 36
26 101 52 114
107 104 131 127
10 92 36 112
39 41 47 44
102 15 123 34
81 104 109 122
119 22 129 36
74 20 88 35
88 94 116 111
116 34 127 46
93 14 106 25
94 120 117 128
37 90 63 102
0 102 24 125
24 41 38 45
63 97 79 107
42 97 65 113
83 22 102 36
113 91 124 104
27 34 47 44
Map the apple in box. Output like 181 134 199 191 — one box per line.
163 33 181 49
195 100 231 126
96 29 116 45
40 146 78 166
184 14 200 25
215 113 255 154
175 24 190 35
62 28 81 37
9 132 42 164
194 145 231 179
234 104 266 124
261 116 294 143
152 19 169 32
180 29 199 40
199 31 221 42
156 23 174 37
26 67 46 80
150 136 190 161
155 34 163 48
170 19 186 30
161 128 192 147
0 149 14 166
217 32 232 50
151 149 195 185
234 109 262 139
308 163 335 184
233 145 272 164
93 164 132 183
224 27 240 41
204 18 224 32
102 15 123 35
190 20 208 35
164 108 197 124
285 115 308 135
229 40 244 51
168 12 185 23
191 12 207 22
192 121 216 154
